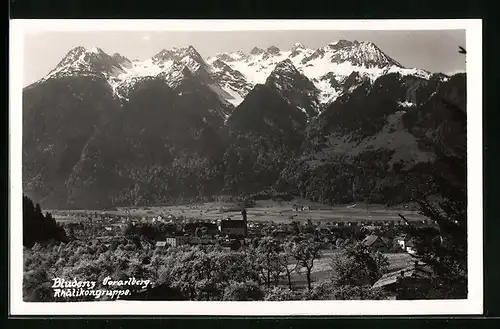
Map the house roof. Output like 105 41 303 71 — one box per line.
361 225 377 231
362 235 380 247
220 219 246 229
372 262 434 289
155 241 167 247
362 235 391 248
372 270 406 289
166 235 188 239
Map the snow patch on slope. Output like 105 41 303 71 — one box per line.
397 101 416 108
222 86 244 106
120 58 174 79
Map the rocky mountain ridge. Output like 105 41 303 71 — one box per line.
33 41 437 114
23 41 465 209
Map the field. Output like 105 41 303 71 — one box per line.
289 250 414 288
51 197 426 224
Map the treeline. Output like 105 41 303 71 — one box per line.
100 125 451 209
23 195 69 248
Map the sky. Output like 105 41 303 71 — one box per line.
23 30 466 86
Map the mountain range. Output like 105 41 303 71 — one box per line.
22 40 466 209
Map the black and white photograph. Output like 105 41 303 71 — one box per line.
9 19 483 316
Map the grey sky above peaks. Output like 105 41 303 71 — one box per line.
23 30 466 86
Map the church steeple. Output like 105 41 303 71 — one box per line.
241 208 248 237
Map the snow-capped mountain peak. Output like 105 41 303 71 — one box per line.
272 59 299 74
292 42 306 49
108 45 219 99
39 40 434 113
112 53 132 68
88 46 103 54
53 46 87 69
329 40 403 68
210 39 428 107
44 46 129 81
250 47 265 55
266 45 281 55
151 46 205 71
265 59 321 118
151 49 175 63
301 39 402 69
291 43 307 52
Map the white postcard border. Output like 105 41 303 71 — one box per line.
9 19 483 316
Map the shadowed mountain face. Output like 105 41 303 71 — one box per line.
227 84 307 141
22 43 465 209
264 59 321 118
314 73 443 140
23 75 227 208
22 76 120 207
277 74 466 205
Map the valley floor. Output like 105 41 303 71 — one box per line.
51 198 425 224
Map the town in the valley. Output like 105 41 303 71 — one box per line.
42 197 435 299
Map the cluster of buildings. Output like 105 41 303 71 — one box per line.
60 206 428 258
154 209 249 250
361 234 416 254
371 260 435 299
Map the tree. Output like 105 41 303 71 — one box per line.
264 286 297 301
155 246 261 301
256 237 283 287
147 254 163 282
23 267 52 301
331 244 389 287
292 236 322 290
290 221 301 235
310 281 389 300
67 226 75 238
123 222 135 236
23 195 69 247
222 280 265 301
399 47 467 299
131 235 142 249
278 242 299 290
